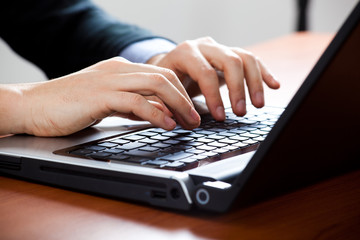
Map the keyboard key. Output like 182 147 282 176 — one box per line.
123 135 146 141
229 135 249 141
197 138 215 143
234 142 249 148
251 130 268 135
139 146 160 152
183 141 204 147
163 140 180 145
196 145 217 151
88 152 111 160
103 148 124 154
161 132 179 137
110 138 130 145
228 129 247 134
179 157 198 164
253 136 266 142
111 155 147 164
175 137 194 142
149 128 167 133
85 145 106 151
261 127 273 132
207 134 226 140
202 151 218 157
151 143 171 148
138 131 159 137
117 142 146 150
224 145 239 151
109 154 130 161
160 152 194 161
125 149 164 159
164 161 185 168
243 139 258 145
185 148 205 154
139 138 159 144
145 160 169 166
98 142 118 148
151 135 170 141
70 148 94 156
218 132 236 137
187 133 205 138
241 126 258 131
197 130 216 135
218 138 238 144
214 148 229 154
208 142 228 148
172 129 192 134
240 132 259 138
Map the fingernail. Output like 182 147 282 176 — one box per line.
164 115 176 129
255 92 264 107
216 106 225 120
190 107 201 123
236 99 246 115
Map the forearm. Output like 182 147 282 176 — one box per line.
0 84 25 135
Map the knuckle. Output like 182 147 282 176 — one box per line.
100 57 128 69
130 94 144 106
201 66 218 79
161 69 178 83
199 36 215 43
178 40 194 51
150 107 161 120
150 73 168 87
227 54 243 68
243 51 257 63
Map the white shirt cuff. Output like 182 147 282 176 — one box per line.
119 38 176 63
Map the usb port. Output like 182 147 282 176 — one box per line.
151 190 167 199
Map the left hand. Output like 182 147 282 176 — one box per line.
147 37 280 121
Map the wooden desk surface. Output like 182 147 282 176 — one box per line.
1 33 360 240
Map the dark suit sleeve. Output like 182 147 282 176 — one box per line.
0 0 159 78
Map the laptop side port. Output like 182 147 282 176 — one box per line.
151 190 167 199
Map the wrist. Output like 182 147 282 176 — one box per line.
0 84 27 135
146 53 166 65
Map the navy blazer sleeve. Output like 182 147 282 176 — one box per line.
0 0 160 78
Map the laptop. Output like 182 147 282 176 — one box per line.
0 3 359 213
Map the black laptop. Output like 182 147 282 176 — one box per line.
0 3 359 212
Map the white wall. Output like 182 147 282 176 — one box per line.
0 0 357 84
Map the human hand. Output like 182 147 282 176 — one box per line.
147 37 280 121
2 57 200 137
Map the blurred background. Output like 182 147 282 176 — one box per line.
0 0 358 84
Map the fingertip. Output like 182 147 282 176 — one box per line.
163 115 176 130
254 91 265 108
235 99 247 116
214 106 226 121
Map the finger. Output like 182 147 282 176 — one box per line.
105 92 177 130
171 42 225 121
231 48 264 108
98 57 193 106
257 60 281 89
198 43 247 116
113 98 172 121
108 72 200 129
145 96 173 118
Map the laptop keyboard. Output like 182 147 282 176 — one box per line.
66 106 283 171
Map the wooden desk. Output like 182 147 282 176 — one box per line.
1 33 360 240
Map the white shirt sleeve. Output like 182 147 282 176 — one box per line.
119 38 176 63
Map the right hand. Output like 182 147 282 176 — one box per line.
3 57 200 137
